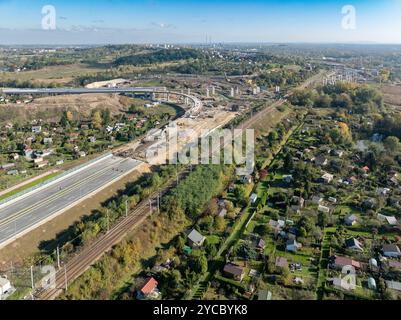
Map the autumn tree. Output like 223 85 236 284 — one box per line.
91 110 103 129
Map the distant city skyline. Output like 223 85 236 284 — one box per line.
0 0 400 45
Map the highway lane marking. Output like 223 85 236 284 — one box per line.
0 159 128 228
0 159 124 226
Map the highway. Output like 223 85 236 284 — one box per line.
1 87 167 95
0 155 141 248
1 87 203 112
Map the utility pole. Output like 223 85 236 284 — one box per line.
64 266 68 291
149 199 152 214
56 246 61 270
106 209 110 233
125 199 129 218
157 193 160 214
30 266 34 290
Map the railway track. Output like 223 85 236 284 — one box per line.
35 169 190 300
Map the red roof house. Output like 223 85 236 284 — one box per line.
139 277 158 296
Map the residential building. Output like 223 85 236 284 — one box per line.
382 244 401 258
275 256 288 269
187 229 206 248
320 173 334 184
344 214 358 226
137 277 160 300
250 193 258 204
0 277 11 298
318 205 330 214
330 255 361 270
378 214 398 226
240 175 252 184
345 238 364 252
286 239 302 253
223 263 245 281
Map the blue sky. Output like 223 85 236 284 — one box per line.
0 0 400 44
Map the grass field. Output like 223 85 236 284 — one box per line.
0 64 104 85
0 171 60 202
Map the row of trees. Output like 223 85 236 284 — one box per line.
290 83 383 114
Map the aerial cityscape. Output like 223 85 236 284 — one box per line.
1 0 401 308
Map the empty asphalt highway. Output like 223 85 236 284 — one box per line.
0 155 141 248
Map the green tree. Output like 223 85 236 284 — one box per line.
383 136 400 154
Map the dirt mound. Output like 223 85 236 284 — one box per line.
0 93 127 124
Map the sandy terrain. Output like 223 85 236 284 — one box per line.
0 93 127 123
381 85 401 106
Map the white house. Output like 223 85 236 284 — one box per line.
283 175 293 184
250 193 258 204
328 197 337 204
188 229 206 248
0 277 11 298
378 214 398 226
32 125 42 134
318 205 330 214
382 244 401 258
345 238 363 252
344 214 358 226
377 188 390 196
311 196 323 205
320 173 334 184
286 239 302 253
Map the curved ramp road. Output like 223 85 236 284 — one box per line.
0 155 141 248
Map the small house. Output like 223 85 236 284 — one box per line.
275 256 288 269
0 277 11 298
258 290 272 300
250 193 258 204
344 214 358 226
318 205 330 214
315 156 328 167
382 244 401 258
286 239 301 253
32 125 42 134
256 238 265 251
320 173 334 184
368 277 377 290
386 280 401 292
283 175 293 184
345 238 363 252
291 196 305 210
240 175 252 184
330 255 361 270
223 263 245 281
187 229 206 248
137 277 160 300
43 137 53 145
377 188 390 196
328 197 337 204
218 208 227 218
378 214 398 226
311 196 323 205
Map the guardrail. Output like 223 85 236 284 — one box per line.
0 152 113 208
